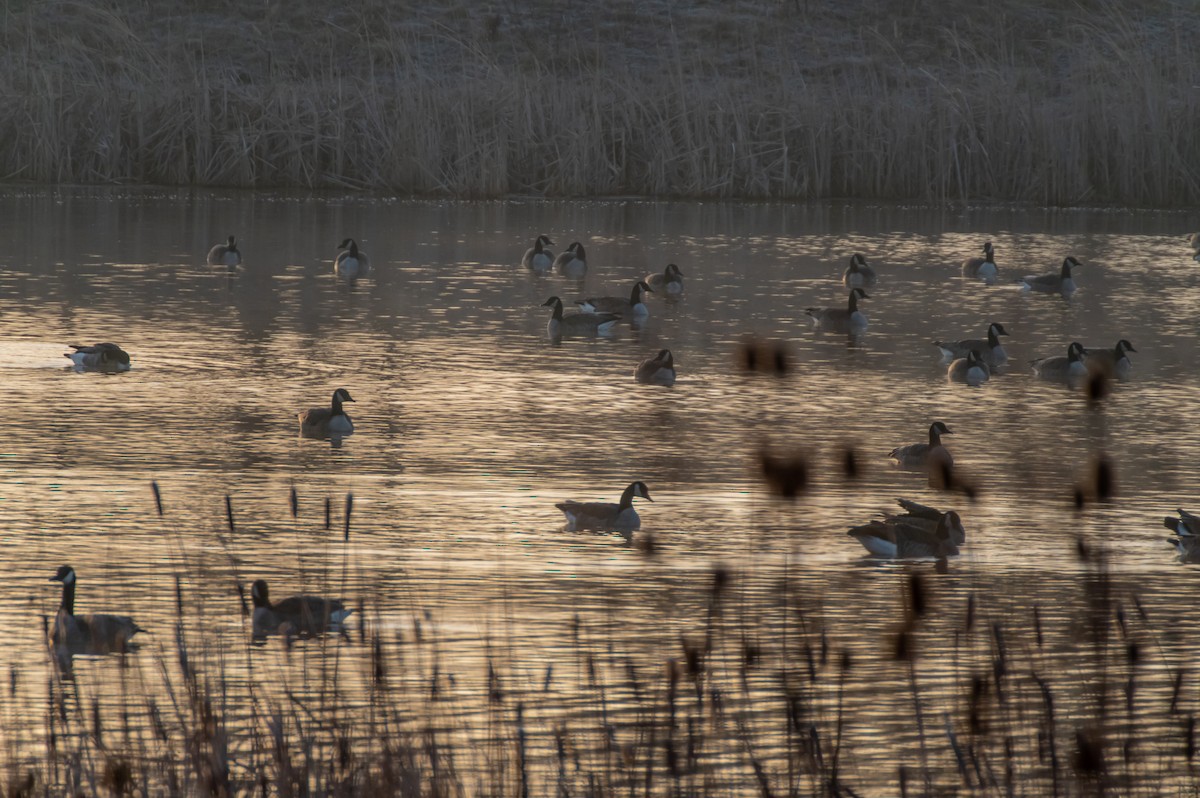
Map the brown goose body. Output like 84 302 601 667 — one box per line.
207 234 242 268
299 388 355 438
49 565 144 655
251 579 352 638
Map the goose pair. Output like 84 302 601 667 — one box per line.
251 579 352 638
335 238 370 279
635 349 676 386
577 280 653 318
49 565 144 656
961 241 999 283
1019 256 1079 296
847 500 965 559
842 253 877 288
645 263 684 295
65 342 131 372
299 388 355 438
542 296 619 337
806 288 869 334
934 322 1009 368
207 235 242 268
556 481 652 538
889 422 954 471
1031 342 1088 382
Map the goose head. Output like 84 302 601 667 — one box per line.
50 565 76 584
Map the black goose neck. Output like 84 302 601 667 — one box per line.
59 580 76 616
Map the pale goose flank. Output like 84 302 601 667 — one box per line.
889 421 954 471
207 234 242 268
842 253 878 288
1189 233 1200 255
251 579 352 639
1083 339 1136 381
948 350 990 386
577 280 653 317
335 238 371 279
645 263 684 295
299 388 355 438
49 565 144 655
65 342 131 372
1019 256 1079 296
553 241 587 278
1165 508 1200 564
805 288 869 333
556 481 652 536
542 296 619 338
1031 342 1088 382
847 509 963 559
522 235 555 274
634 349 676 386
934 322 1009 367
961 241 998 283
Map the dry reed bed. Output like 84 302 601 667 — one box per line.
1 1 1198 204
9 486 1200 796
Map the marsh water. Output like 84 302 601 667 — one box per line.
1 187 1199 793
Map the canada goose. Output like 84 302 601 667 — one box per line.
1083 339 1136 381
65 342 131 372
207 234 242 268
298 388 355 438
556 481 652 535
577 280 653 317
948 350 990 386
542 296 619 338
49 565 144 655
250 579 352 638
805 288 869 333
522 235 555 273
889 422 954 471
934 322 1009 367
1189 233 1200 254
634 349 676 386
1031 342 1088 381
553 241 587 278
1164 509 1200 563
842 253 878 288
847 510 963 559
1019 256 1079 295
335 238 370 279
645 263 684 295
884 498 968 546
961 241 999 283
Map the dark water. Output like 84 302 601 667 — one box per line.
0 188 1197 793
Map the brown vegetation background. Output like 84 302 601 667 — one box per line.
2 0 1198 204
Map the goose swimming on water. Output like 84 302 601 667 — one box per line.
522 235 555 273
553 241 587 278
334 238 371 279
842 253 877 288
846 509 963 559
49 565 144 655
645 263 684 295
947 350 990 386
65 342 131 372
1019 256 1079 296
577 280 653 317
298 388 355 438
542 296 619 338
1031 342 1088 382
805 288 869 333
1083 339 1136 381
889 422 954 471
934 322 1009 367
556 481 653 536
250 579 352 638
207 235 242 268
634 349 676 385
961 241 998 283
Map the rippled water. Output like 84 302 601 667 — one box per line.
0 188 1198 793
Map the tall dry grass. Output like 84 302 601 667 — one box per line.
1 0 1198 204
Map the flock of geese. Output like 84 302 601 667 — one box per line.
45 230 1196 660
